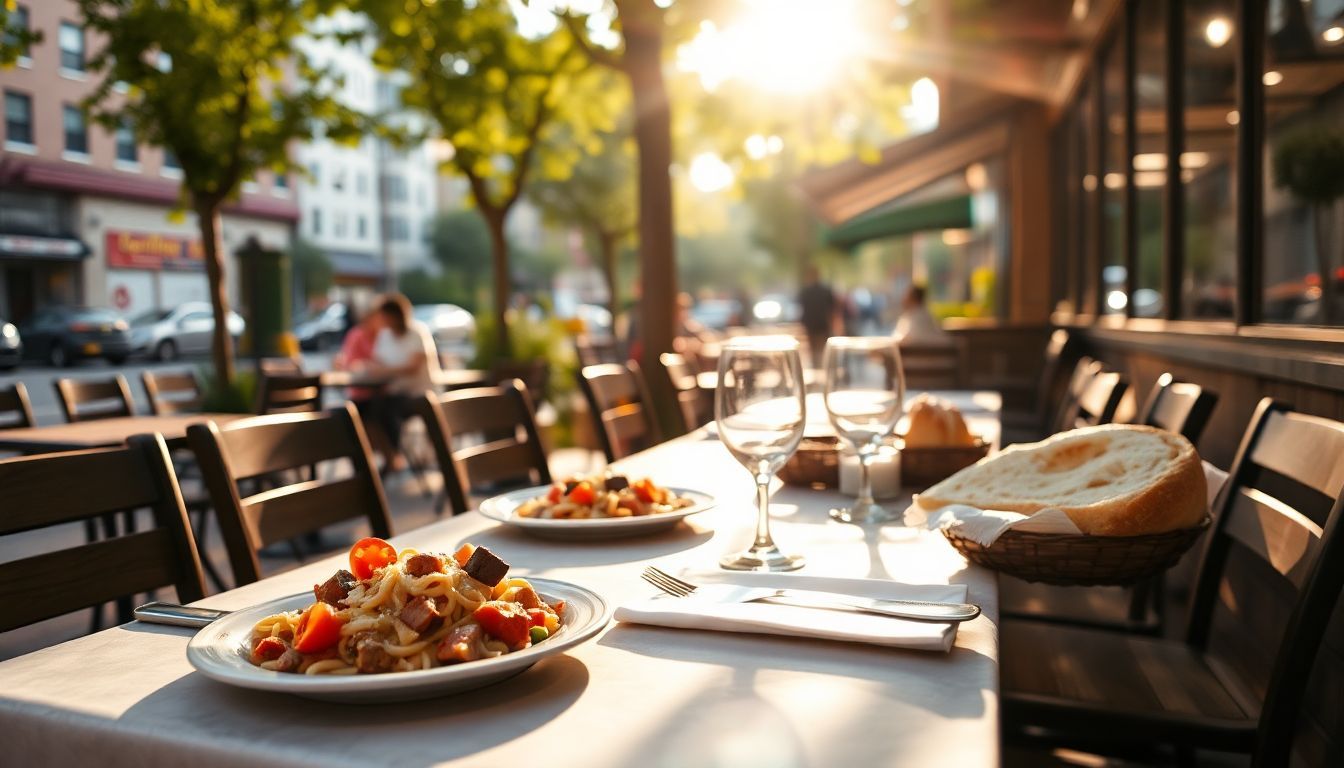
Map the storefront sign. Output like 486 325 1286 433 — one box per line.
105 230 205 271
0 234 87 259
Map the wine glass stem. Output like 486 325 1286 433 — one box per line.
754 472 777 550
857 453 876 508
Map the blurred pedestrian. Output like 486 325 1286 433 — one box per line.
798 265 837 367
892 285 951 346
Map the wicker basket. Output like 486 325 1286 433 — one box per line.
943 516 1211 586
900 439 991 489
779 436 841 489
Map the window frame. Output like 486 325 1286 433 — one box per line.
62 103 88 155
58 21 85 73
3 90 34 147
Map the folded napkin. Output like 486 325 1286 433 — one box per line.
615 570 968 653
904 461 1229 546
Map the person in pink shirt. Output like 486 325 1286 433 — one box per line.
334 305 384 403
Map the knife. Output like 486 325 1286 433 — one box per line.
133 601 231 629
681 584 981 623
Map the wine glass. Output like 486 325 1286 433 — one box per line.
715 335 807 571
823 336 905 524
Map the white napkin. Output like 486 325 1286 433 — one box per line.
903 460 1229 546
614 570 968 653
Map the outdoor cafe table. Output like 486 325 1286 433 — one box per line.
319 368 489 391
0 413 249 453
0 396 1002 768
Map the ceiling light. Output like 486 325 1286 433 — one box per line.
964 162 988 191
1225 110 1240 125
1133 171 1166 188
1082 174 1098 192
1262 70 1283 86
1324 26 1343 43
1133 153 1164 171
1181 151 1210 168
1103 172 1125 189
1205 17 1233 48
942 229 973 246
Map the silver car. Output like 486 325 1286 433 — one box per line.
130 302 245 361
412 303 476 361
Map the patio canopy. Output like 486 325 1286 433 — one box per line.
824 194 974 250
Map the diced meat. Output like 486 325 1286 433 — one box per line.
405 553 445 577
313 569 358 606
563 479 580 494
604 475 630 491
512 586 542 610
250 636 288 664
271 648 304 673
436 623 483 663
463 546 510 587
354 633 396 674
398 595 441 635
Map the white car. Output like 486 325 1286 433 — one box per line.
412 303 476 360
130 302 245 361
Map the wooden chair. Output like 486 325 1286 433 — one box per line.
897 343 962 390
488 359 550 405
0 382 36 429
1034 329 1077 434
258 357 304 375
660 352 710 434
0 434 206 633
1067 368 1127 429
574 334 621 368
418 380 552 516
577 361 662 462
1137 373 1219 444
186 403 392 586
54 375 135 423
142 370 202 415
1003 399 1344 766
255 373 323 414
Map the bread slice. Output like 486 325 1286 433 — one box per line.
914 424 1207 536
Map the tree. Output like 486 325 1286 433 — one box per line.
290 238 333 303
1 1 40 67
527 123 637 321
359 0 623 359
78 0 364 386
428 209 493 309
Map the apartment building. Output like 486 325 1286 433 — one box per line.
0 0 295 323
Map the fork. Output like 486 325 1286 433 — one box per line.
641 566 981 623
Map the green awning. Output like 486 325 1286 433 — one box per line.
825 194 974 250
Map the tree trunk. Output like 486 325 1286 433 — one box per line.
625 17 675 364
194 198 236 386
485 211 513 359
597 229 619 325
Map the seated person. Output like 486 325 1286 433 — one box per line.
363 294 439 470
892 285 952 347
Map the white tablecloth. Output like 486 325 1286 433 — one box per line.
0 399 1002 768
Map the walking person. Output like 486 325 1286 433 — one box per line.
798 265 837 368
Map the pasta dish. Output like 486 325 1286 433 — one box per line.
248 539 563 675
515 474 696 520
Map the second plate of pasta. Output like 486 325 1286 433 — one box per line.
478 482 715 540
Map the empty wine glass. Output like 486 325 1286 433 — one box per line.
715 336 807 571
823 336 905 524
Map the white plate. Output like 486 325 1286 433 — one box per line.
478 485 715 540
186 577 609 703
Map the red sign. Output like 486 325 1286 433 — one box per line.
112 285 131 310
105 230 205 271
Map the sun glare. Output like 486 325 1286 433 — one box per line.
688 152 735 193
678 0 863 94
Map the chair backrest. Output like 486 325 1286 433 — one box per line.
1183 399 1344 765
1137 373 1219 444
418 380 551 516
1067 369 1127 429
1036 329 1077 433
898 343 962 390
574 334 621 368
0 434 205 632
142 370 202 416
488 359 550 405
0 382 36 429
258 357 304 375
255 373 323 415
54 375 135 423
187 403 392 585
577 361 661 462
660 352 709 434
1049 357 1100 433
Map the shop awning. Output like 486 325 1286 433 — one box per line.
825 194 974 250
327 250 385 283
0 233 90 261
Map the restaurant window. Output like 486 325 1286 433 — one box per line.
59 22 85 72
3 5 30 62
115 119 137 163
1132 0 1168 318
1180 0 1238 319
1261 2 1344 326
62 105 88 155
1100 37 1128 315
1058 108 1083 314
1079 78 1100 315
3 90 33 146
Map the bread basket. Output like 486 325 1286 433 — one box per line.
942 516 1211 586
900 439 991 490
778 436 841 489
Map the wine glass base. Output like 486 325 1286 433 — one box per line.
719 548 806 572
829 502 899 525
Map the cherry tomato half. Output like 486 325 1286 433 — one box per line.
349 536 397 580
293 602 344 653
568 481 596 506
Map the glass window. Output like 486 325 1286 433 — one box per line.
1181 0 1238 319
383 174 408 202
1261 2 1344 326
1079 79 1100 315
115 118 137 163
356 172 367 195
275 172 288 190
357 215 367 238
311 208 322 236
63 105 88 154
163 148 180 169
386 215 409 241
1132 0 1168 318
59 22 84 72
1100 37 1128 315
3 91 33 145
334 211 348 238
3 5 30 59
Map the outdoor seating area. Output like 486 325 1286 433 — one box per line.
3 1 1344 767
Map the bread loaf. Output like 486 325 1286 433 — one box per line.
905 395 977 448
914 424 1206 536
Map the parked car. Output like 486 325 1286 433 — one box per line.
0 316 20 370
295 303 350 351
690 299 742 331
129 302 245 362
413 303 476 360
752 294 801 324
19 306 133 367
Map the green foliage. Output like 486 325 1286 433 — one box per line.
290 238 333 300
527 123 638 242
0 1 41 68
1273 128 1344 204
428 210 492 305
398 267 475 310
198 366 258 413
469 308 581 446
